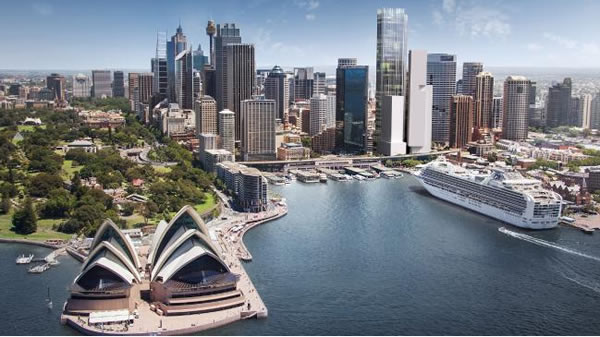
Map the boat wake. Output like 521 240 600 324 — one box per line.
498 227 600 263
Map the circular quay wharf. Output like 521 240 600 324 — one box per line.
60 203 287 335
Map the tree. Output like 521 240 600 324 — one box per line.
39 188 74 218
1 195 10 214
12 197 37 234
142 201 159 224
487 152 497 163
121 202 135 216
28 173 64 197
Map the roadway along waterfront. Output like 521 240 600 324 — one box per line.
1 176 600 335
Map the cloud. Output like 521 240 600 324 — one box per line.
305 13 316 21
32 2 53 16
295 0 319 10
433 0 510 39
543 33 577 49
442 0 456 13
526 43 543 52
582 43 600 55
249 28 305 63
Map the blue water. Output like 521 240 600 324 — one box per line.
1 177 600 335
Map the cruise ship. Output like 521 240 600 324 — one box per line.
415 158 562 229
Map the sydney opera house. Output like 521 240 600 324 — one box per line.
64 205 245 318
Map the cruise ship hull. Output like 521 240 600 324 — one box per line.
417 177 558 230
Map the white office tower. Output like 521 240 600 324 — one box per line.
326 94 336 129
407 50 433 154
581 94 593 129
72 74 91 98
379 96 406 155
241 97 276 161
218 109 235 153
309 94 328 136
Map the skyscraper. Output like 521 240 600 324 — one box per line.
474 72 494 129
380 95 406 155
461 62 483 96
449 95 473 149
502 76 530 141
313 72 326 97
492 96 503 129
310 94 328 137
375 8 408 147
91 70 112 98
72 74 91 98
112 71 125 97
218 109 235 153
192 44 208 72
406 50 433 154
46 73 66 102
215 23 242 112
581 94 593 129
427 53 457 144
264 65 289 121
195 96 217 135
241 97 276 161
546 78 572 128
570 96 582 127
294 67 314 100
224 43 255 141
152 32 169 102
325 94 336 129
175 49 194 109
167 24 188 103
128 72 154 109
336 62 369 151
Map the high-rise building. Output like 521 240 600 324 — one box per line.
427 53 457 144
241 97 276 161
309 94 328 137
294 67 314 100
112 71 125 97
195 96 218 135
325 94 336 129
546 78 572 128
492 96 503 129
570 96 582 127
474 72 494 129
46 73 66 102
224 43 255 141
175 49 194 109
192 44 208 72
215 23 242 112
72 74 91 98
406 50 433 154
152 32 169 102
461 62 483 96
264 65 289 121
336 62 369 151
128 72 153 112
337 58 357 68
379 96 406 155
502 76 531 141
218 109 235 153
313 72 326 97
167 24 188 103
449 95 473 149
92 70 112 98
581 94 593 129
375 8 408 146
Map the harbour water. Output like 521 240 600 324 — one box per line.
1 176 600 335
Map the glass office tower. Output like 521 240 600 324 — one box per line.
375 8 408 149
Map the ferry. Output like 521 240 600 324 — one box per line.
319 174 328 183
28 263 50 273
415 158 562 229
16 254 34 264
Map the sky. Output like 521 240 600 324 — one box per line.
1 0 600 70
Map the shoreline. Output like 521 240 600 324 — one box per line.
237 209 288 261
0 237 63 249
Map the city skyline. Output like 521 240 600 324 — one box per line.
2 0 600 70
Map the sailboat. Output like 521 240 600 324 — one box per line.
46 287 53 310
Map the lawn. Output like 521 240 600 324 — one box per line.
61 160 83 180
194 193 217 214
0 211 72 241
17 125 47 132
153 166 172 174
122 213 146 228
